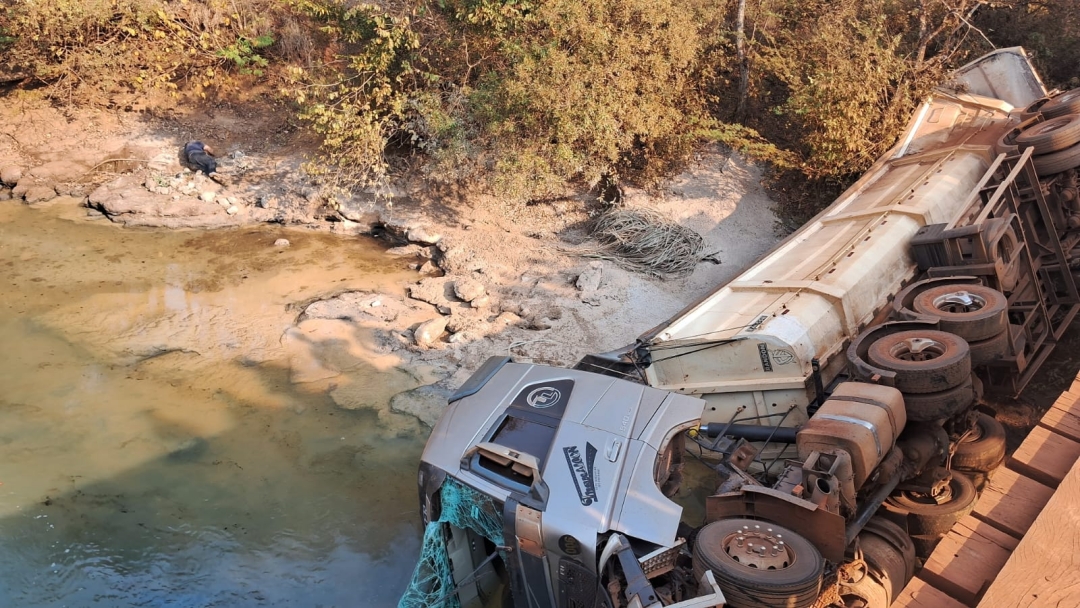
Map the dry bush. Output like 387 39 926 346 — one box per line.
1 0 280 102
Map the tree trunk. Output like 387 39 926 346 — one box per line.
735 0 750 122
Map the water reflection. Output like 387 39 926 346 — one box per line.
0 202 427 607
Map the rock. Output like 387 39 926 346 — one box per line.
389 384 454 427
436 243 481 274
471 295 491 309
407 225 442 245
274 238 291 248
414 316 449 346
336 194 381 226
0 188 10 201
576 261 604 292
453 278 486 303
419 261 438 274
12 178 32 198
23 185 57 204
201 191 217 203
494 311 522 327
446 311 491 335
408 277 454 308
386 244 426 257
226 205 239 215
0 165 22 186
29 160 88 183
447 331 472 344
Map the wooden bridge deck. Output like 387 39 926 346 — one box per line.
893 375 1080 607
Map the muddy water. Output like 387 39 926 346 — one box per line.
0 201 429 607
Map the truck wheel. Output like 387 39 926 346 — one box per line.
968 329 1009 367
911 285 1008 342
883 472 977 537
1040 89 1080 119
901 376 975 422
1014 114 1080 154
692 519 824 608
1033 141 1080 175
952 412 1007 472
867 330 971 394
1019 96 1051 121
860 517 916 596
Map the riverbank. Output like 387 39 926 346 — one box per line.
0 97 783 427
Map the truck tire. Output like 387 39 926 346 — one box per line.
901 376 975 422
952 412 1007 472
859 517 916 598
692 519 823 608
1014 114 1080 154
968 329 1010 367
911 285 1008 342
1033 141 1080 175
1040 89 1080 119
867 330 971 394
1019 96 1051 121
883 472 977 537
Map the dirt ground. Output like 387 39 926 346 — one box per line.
0 93 784 420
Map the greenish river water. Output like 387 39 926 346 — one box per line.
0 200 427 607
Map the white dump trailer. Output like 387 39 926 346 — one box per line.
636 47 1073 430
406 48 1080 608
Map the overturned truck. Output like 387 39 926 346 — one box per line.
400 48 1080 608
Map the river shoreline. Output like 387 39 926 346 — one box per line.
0 99 784 427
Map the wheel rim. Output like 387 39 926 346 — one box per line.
930 290 987 315
899 482 955 507
960 422 985 444
888 337 947 362
723 523 796 570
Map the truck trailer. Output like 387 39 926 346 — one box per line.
400 48 1080 608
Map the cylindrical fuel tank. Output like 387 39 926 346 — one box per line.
797 383 907 489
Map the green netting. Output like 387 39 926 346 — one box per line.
399 477 505 608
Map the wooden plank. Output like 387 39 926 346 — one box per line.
971 467 1054 539
1040 401 1080 443
918 515 1018 605
893 577 968 608
978 457 1080 607
1007 425 1080 488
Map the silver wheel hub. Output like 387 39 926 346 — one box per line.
724 524 794 570
891 337 946 361
932 290 986 314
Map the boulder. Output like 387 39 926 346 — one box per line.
29 160 88 183
454 278 486 302
11 178 32 198
274 238 291 248
386 244 427 257
23 185 57 204
407 225 442 245
0 188 10 201
576 261 604 292
0 165 22 186
408 277 454 308
414 315 449 346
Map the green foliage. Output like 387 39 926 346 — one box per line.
439 0 712 199
285 0 427 190
755 0 937 179
8 0 1080 217
217 35 275 76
